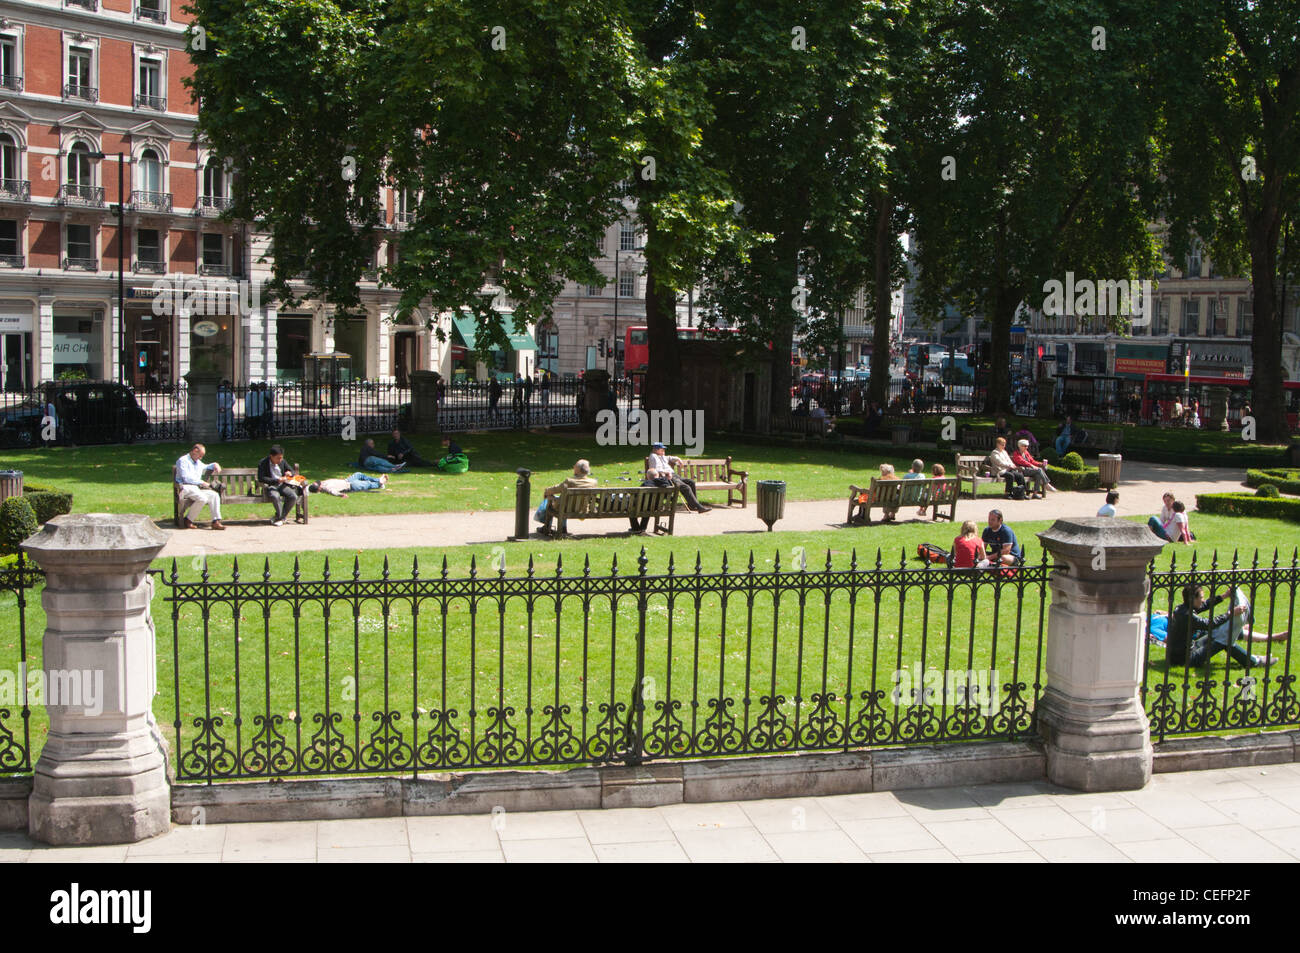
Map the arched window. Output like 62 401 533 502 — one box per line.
0 133 17 182
139 148 162 195
202 158 224 199
67 141 93 188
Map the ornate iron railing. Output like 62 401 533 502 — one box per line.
226 380 410 441
0 553 43 777
161 548 1050 783
1144 549 1300 740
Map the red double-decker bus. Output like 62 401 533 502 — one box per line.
624 325 742 376
1141 373 1300 431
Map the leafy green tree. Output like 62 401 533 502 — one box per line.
1153 0 1300 444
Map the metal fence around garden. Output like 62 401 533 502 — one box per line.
0 381 187 448
159 548 1051 782
0 553 43 776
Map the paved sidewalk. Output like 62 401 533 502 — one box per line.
3 764 1298 862
156 461 1246 559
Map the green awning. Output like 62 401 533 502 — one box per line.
452 313 535 351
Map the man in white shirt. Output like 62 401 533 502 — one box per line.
174 443 225 530
1097 491 1119 517
646 442 709 512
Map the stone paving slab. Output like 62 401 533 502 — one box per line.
3 764 1296 862
154 461 1247 560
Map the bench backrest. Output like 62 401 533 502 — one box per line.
555 485 677 518
173 466 292 500
644 456 735 483
955 454 988 478
868 476 958 507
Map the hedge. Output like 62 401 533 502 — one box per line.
1195 492 1300 522
21 482 73 524
1045 463 1100 492
0 496 38 556
1245 468 1300 496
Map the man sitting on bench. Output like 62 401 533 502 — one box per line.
981 509 1022 566
647 442 710 513
258 443 302 527
538 458 598 533
174 443 225 531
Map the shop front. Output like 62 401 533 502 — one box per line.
125 308 173 392
1182 339 1251 378
450 312 537 380
52 311 107 381
0 302 34 391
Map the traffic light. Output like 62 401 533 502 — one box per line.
598 338 606 357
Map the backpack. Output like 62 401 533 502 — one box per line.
917 543 949 564
436 451 470 474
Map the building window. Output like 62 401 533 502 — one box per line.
1237 298 1253 338
585 284 601 296
66 142 93 187
0 219 20 266
618 272 635 298
138 148 162 194
1152 299 1168 336
136 57 164 111
66 46 95 102
1181 298 1199 336
136 0 167 23
1185 247 1201 279
65 223 94 269
201 233 226 274
0 36 20 92
1211 298 1227 336
136 228 162 272
619 221 637 251
0 133 18 182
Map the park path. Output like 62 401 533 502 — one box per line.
155 460 1247 560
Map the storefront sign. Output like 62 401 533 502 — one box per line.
0 311 33 332
1114 357 1167 375
192 320 220 338
52 333 102 363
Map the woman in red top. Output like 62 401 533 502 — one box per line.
951 520 989 569
1010 438 1055 496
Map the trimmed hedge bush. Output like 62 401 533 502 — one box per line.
1045 463 1100 492
1256 484 1281 498
1245 468 1300 496
1196 492 1300 522
20 481 73 523
1061 451 1085 471
0 496 38 556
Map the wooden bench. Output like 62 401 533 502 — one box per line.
846 476 959 526
173 465 308 527
771 413 832 436
547 485 679 536
643 455 748 507
1074 429 1123 453
959 431 1000 453
955 453 1000 499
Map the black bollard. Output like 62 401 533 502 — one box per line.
511 467 532 540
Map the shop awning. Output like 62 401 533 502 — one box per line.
452 312 536 351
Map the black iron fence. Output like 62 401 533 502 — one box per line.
790 379 981 420
0 552 43 777
1144 549 1300 740
160 548 1050 783
434 376 637 432
0 380 186 448
221 381 410 441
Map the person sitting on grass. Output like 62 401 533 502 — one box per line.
359 437 407 473
1148 498 1193 544
1165 585 1288 670
387 429 435 467
307 473 389 497
1146 492 1176 539
1010 438 1056 495
950 519 990 569
1097 490 1119 517
876 462 901 522
981 509 1022 566
903 458 927 516
435 440 470 473
538 459 599 534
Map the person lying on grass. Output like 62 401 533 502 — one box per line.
307 473 390 498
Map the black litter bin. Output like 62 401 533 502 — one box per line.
757 479 786 531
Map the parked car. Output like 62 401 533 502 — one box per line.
0 381 149 447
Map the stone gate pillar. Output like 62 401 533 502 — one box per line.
409 369 439 434
22 514 170 845
184 369 221 445
1035 518 1166 791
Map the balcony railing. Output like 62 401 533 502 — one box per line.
132 190 173 212
394 210 416 226
199 262 229 277
134 259 166 274
58 184 105 207
134 93 166 112
197 195 232 215
63 83 98 103
0 75 22 93
63 257 98 271
66 0 98 9
136 3 167 23
0 254 24 268
0 180 30 202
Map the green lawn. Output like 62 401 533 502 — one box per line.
0 430 1009 521
3 514 1297 779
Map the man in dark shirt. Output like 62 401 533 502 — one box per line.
386 429 434 467
980 510 1022 566
257 444 300 526
1165 585 1286 669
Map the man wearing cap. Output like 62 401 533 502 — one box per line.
647 441 709 513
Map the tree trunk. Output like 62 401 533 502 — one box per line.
984 291 1015 414
1248 222 1289 444
869 190 893 408
642 227 681 411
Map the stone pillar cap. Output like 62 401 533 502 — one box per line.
22 513 168 564
1037 517 1166 564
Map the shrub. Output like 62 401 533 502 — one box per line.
1245 468 1300 495
1196 492 1300 522
1255 484 1281 498
23 488 73 523
935 437 952 451
0 496 38 556
1044 463 1100 492
1061 451 1085 471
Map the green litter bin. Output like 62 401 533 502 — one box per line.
757 480 786 532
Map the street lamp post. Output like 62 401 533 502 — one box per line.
89 151 126 387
